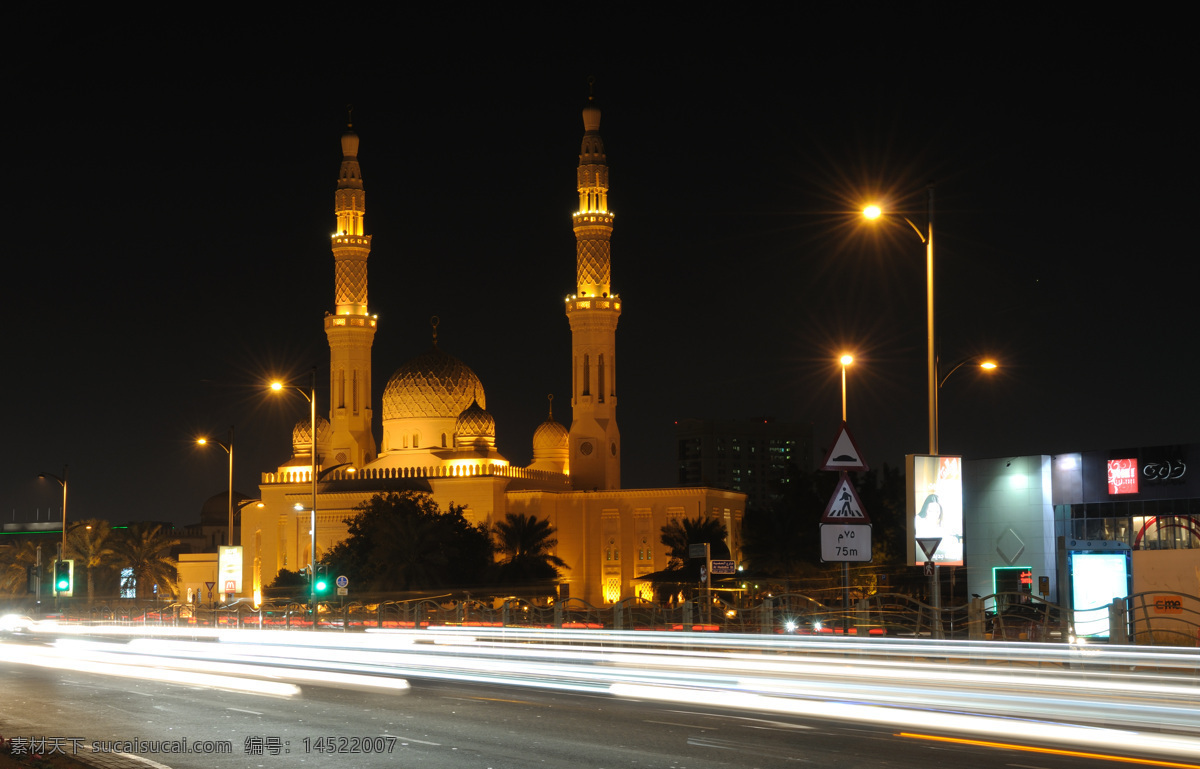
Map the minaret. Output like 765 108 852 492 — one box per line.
566 93 621 490
324 121 378 467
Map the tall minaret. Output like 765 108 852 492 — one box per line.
566 93 621 490
324 122 378 467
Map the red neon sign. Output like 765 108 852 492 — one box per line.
1107 458 1139 494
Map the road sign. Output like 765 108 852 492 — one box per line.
820 524 872 562
689 543 710 560
916 537 942 562
204 581 215 591
820 422 869 472
335 575 349 588
821 473 871 523
710 559 736 575
337 587 348 596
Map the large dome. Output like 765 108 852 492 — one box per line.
382 346 486 421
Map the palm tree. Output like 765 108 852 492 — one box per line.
493 513 567 584
111 524 180 600
0 540 42 595
65 519 115 601
660 516 730 569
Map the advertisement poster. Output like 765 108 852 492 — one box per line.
907 454 964 565
218 546 243 595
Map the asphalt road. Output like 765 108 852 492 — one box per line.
0 645 1163 769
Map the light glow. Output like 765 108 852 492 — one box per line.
863 205 882 219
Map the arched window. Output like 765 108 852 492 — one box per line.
583 354 591 396
598 354 605 403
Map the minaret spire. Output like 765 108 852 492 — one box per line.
566 87 621 490
324 121 378 467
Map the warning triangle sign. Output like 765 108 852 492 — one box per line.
820 422 869 472
821 473 871 524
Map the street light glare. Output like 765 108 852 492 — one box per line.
863 205 882 220
270 382 284 391
980 361 998 370
197 438 207 445
840 354 854 366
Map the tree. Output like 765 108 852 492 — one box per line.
493 513 567 584
111 524 179 599
0 540 41 596
321 492 494 593
65 519 115 601
660 516 730 570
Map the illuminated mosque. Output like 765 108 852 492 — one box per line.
239 98 745 605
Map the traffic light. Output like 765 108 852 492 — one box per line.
54 560 74 596
314 566 329 594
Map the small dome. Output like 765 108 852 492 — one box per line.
292 416 332 452
383 346 486 421
533 417 568 451
455 400 495 439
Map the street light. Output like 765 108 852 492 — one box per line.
292 463 353 627
37 465 68 553
939 359 999 390
839 354 854 422
270 368 319 620
863 185 937 453
197 426 236 546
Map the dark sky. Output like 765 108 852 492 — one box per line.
5 9 1196 528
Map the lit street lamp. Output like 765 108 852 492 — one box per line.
839 354 854 422
864 186 937 453
197 426 236 547
940 359 998 390
270 368 320 621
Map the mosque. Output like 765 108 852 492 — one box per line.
238 97 745 606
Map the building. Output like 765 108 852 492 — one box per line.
241 97 745 606
676 418 813 512
963 443 1200 632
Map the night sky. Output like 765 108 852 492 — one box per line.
6 10 1195 529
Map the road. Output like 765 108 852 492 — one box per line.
2 626 1198 768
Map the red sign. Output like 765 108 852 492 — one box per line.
1107 458 1139 494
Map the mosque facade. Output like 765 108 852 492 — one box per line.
241 98 745 606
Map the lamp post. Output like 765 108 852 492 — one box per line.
271 368 319 622
197 426 236 547
37 466 68 605
864 185 937 453
839 354 854 422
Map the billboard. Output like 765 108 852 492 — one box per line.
1068 551 1131 639
218 546 243 595
1107 458 1139 495
906 454 964 565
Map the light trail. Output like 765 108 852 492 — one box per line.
900 732 1200 768
8 623 1200 761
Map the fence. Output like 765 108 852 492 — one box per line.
10 591 1195 646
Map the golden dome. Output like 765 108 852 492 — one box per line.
292 416 332 452
455 400 495 440
382 347 486 421
533 417 568 451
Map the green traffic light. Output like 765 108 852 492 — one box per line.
315 579 328 592
56 577 69 590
